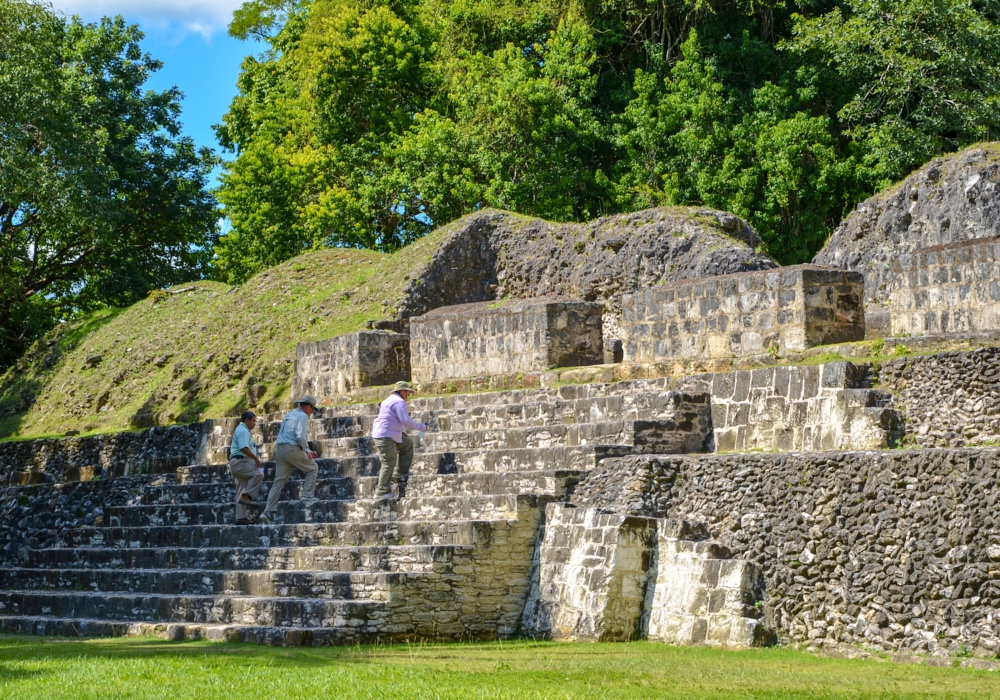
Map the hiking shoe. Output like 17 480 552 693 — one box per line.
258 511 275 525
300 497 319 506
239 494 256 505
376 492 393 500
235 518 252 525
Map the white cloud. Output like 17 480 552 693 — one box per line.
51 0 244 37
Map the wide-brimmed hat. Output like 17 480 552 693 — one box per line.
393 381 416 393
296 395 318 409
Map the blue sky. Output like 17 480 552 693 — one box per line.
51 0 255 185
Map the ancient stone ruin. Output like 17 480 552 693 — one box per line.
4 165 1000 665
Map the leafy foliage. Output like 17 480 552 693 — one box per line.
0 0 218 370
789 0 1000 186
215 0 1000 281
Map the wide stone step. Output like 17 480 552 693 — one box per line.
20 543 474 573
59 517 514 548
256 415 369 444
405 379 679 412
296 391 694 439
142 470 583 505
203 379 685 451
0 616 480 646
0 590 386 627
202 382 697 463
412 445 621 474
230 394 668 446
177 457 380 484
181 445 613 485
312 419 691 457
419 392 696 433
0 568 403 599
141 476 361 504
106 494 530 527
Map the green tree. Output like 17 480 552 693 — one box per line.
216 0 1000 273
0 0 218 369
788 0 1000 186
394 16 607 222
611 33 852 262
214 0 438 282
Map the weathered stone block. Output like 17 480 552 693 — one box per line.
292 331 410 400
409 298 604 383
620 265 864 362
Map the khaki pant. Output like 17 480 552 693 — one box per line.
228 456 263 521
265 443 318 512
375 434 413 496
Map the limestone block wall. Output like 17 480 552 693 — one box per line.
0 424 207 485
678 362 902 452
890 237 1000 335
571 449 1000 656
520 504 658 641
409 298 603 384
880 347 1000 447
643 527 769 648
292 331 410 400
382 498 544 640
619 265 864 362
522 504 769 647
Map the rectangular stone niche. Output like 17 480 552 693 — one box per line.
409 298 604 384
291 330 410 401
890 236 1000 335
619 265 865 362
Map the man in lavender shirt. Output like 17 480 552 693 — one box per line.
372 381 428 499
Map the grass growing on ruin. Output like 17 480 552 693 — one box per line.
0 216 471 440
0 636 998 699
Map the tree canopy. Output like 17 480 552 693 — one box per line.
214 0 1000 282
0 0 218 370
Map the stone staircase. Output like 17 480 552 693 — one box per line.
0 384 710 645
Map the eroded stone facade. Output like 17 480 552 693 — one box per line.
571 449 1000 656
880 347 1000 447
0 424 207 485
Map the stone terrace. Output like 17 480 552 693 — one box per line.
0 381 711 645
10 247 1000 658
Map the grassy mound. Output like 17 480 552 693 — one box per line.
0 223 458 439
0 204 768 440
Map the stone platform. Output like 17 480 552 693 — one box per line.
0 382 712 645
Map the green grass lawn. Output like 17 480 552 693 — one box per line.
0 636 997 699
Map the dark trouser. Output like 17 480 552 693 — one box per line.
228 456 263 520
374 434 413 495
